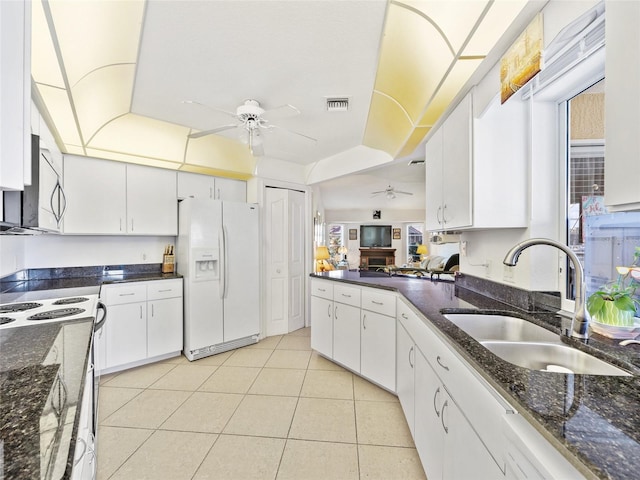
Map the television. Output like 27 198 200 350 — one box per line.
360 225 392 248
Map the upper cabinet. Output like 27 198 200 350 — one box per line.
177 171 246 202
0 0 31 190
63 155 177 235
425 91 527 232
605 0 640 211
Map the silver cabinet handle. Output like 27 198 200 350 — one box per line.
408 346 414 368
341 293 352 298
362 314 367 330
317 288 326 292
442 204 448 224
209 186 213 198
131 218 134 231
157 289 172 293
119 292 135 297
437 206 442 225
433 386 441 417
327 304 331 318
436 355 449 371
74 437 87 466
371 300 384 305
335 305 338 319
401 313 408 319
441 399 449 434
119 218 122 232
152 304 154 317
140 305 143 318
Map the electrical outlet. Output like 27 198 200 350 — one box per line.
460 241 468 257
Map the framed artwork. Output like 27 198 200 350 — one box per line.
349 229 357 240
392 228 401 240
372 210 381 220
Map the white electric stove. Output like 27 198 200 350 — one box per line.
0 291 99 329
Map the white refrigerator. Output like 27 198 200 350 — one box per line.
177 198 260 361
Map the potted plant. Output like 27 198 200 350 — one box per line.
587 246 640 327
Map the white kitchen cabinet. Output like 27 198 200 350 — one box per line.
63 155 177 235
396 316 416 436
0 0 31 190
177 171 246 202
99 279 183 373
126 164 177 235
605 0 640 211
214 176 246 201
310 294 333 358
63 155 127 234
360 287 396 391
332 283 361 372
425 90 527 231
147 279 183 358
71 358 96 480
106 302 147 367
425 93 472 231
415 348 503 480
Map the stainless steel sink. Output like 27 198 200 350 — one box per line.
444 313 559 343
480 341 631 376
444 313 631 376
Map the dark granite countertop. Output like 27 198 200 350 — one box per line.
0 264 181 478
0 319 94 480
311 271 640 480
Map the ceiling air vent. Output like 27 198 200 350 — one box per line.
326 97 349 112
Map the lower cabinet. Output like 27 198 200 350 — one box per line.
98 279 183 373
415 348 503 480
361 308 396 391
396 320 415 436
333 302 360 372
71 352 96 479
310 295 333 357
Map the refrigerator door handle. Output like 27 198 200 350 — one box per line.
222 225 229 299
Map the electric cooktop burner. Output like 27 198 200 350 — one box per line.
0 302 43 314
0 317 16 325
52 297 89 305
27 308 86 321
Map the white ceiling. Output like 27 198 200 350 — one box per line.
32 0 542 212
132 0 388 166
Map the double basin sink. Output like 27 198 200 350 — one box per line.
443 313 631 376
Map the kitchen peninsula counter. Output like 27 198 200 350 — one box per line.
311 270 640 480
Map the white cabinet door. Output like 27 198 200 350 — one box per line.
105 302 147 368
126 164 177 235
148 297 183 357
360 309 396 391
441 93 472 230
425 127 444 231
0 0 30 190
214 177 247 202
63 156 127 234
333 302 361 372
396 321 415 436
415 348 445 480
177 171 215 199
310 295 333 357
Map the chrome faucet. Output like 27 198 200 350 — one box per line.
503 238 588 340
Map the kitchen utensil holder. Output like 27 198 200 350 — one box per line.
162 254 175 273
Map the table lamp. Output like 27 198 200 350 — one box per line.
315 246 330 272
338 245 348 261
416 244 428 261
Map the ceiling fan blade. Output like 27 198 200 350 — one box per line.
370 190 386 195
188 124 238 139
394 190 414 196
182 100 238 119
267 124 317 143
261 104 300 121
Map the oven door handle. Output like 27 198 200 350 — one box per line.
94 302 107 332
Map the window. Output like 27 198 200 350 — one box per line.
406 224 423 262
327 224 344 262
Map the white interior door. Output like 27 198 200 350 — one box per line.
264 187 306 335
265 187 288 336
288 190 305 332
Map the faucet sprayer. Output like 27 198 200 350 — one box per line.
503 238 589 340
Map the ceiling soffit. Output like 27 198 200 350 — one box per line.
364 0 527 159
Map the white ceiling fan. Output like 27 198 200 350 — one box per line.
371 185 414 200
183 99 317 156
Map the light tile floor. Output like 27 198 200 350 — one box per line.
97 327 427 480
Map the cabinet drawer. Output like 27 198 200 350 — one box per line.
333 284 360 307
311 280 333 300
147 279 183 300
101 283 147 305
361 287 395 316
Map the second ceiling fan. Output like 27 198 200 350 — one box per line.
184 99 316 156
371 185 413 200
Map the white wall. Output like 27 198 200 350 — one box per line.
1 235 175 274
459 0 600 293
